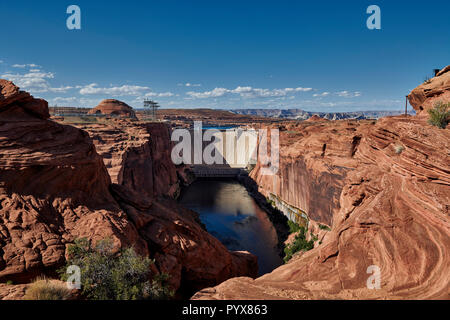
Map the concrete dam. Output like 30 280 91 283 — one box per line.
171 126 259 178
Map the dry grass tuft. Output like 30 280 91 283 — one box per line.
23 277 72 300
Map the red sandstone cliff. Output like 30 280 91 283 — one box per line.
408 65 450 115
74 121 181 200
0 80 257 298
0 80 145 284
193 75 450 299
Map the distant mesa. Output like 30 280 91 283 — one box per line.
305 115 329 122
88 99 137 119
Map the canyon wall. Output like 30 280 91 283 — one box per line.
0 80 146 284
193 69 450 299
0 79 257 298
250 119 362 226
194 115 449 300
75 121 181 200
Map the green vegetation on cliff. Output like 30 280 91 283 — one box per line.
60 238 173 300
283 225 315 263
428 101 450 129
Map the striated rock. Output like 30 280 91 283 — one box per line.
193 115 450 300
408 65 450 115
88 99 137 119
74 121 180 200
73 120 258 295
1 79 49 119
112 189 257 295
250 120 362 225
0 80 257 298
0 80 146 284
0 284 28 300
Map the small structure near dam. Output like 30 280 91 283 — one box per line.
191 165 245 178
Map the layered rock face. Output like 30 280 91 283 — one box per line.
72 120 258 293
0 80 145 283
74 121 181 200
408 65 450 115
88 99 137 119
193 114 450 299
250 119 362 225
0 80 257 297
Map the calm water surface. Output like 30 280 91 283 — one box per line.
179 179 282 275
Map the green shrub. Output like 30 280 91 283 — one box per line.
318 224 331 231
266 198 276 208
283 226 314 263
23 277 72 300
287 220 301 233
428 101 450 129
60 238 173 300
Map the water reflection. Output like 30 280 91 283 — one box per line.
179 179 282 275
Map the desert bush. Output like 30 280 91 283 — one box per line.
318 224 331 231
284 226 314 263
23 277 71 300
394 144 405 154
428 101 450 129
287 220 301 233
60 238 173 300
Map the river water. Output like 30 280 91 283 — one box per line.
179 179 282 275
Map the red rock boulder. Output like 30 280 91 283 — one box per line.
88 99 137 119
408 65 450 115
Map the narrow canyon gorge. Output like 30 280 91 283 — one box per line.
0 66 449 300
0 79 257 299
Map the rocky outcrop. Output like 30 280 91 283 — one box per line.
250 120 362 225
0 80 257 297
408 65 450 115
0 284 27 300
88 99 137 119
193 115 450 300
74 121 180 200
0 80 146 283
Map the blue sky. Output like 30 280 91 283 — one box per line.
0 0 449 111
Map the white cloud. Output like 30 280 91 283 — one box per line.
313 92 330 97
79 83 151 96
186 86 313 99
178 82 201 87
49 86 74 93
51 97 78 104
336 91 361 98
2 71 56 93
12 63 41 69
144 91 174 97
1 69 75 94
79 83 174 98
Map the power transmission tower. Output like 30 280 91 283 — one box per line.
143 99 160 122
